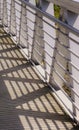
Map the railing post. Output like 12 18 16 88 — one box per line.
54 7 70 88
0 0 2 22
19 3 28 48
30 0 55 81
9 0 16 37
15 0 22 43
27 0 36 59
42 1 56 82
2 0 8 27
30 0 47 79
49 6 66 86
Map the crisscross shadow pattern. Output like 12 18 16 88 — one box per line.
0 28 78 130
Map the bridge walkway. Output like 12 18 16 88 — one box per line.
0 28 78 130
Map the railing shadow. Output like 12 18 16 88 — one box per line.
0 29 78 130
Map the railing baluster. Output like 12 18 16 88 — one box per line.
42 1 56 82
0 0 2 22
18 2 29 58
9 0 16 41
2 0 8 27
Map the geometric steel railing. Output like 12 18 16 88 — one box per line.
0 0 79 125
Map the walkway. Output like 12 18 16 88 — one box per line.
0 28 78 130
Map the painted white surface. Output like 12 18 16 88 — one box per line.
67 11 79 120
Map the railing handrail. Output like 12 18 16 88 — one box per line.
21 0 79 37
47 0 79 14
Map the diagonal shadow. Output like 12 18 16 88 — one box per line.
0 77 74 130
0 28 78 130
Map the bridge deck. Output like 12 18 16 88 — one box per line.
0 28 78 130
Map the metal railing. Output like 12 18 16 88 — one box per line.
0 0 79 124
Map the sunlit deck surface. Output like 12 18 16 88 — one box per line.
0 28 78 130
